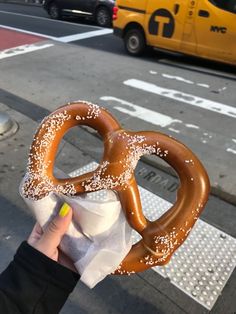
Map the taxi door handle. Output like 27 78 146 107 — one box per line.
198 10 210 17
173 3 180 14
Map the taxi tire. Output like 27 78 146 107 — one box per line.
95 7 111 27
49 3 61 20
124 28 146 56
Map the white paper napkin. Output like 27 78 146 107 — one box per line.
20 180 133 288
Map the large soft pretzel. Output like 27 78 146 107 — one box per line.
23 101 210 274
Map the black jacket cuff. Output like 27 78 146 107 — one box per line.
0 241 80 313
15 241 80 292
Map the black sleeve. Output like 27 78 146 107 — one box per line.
0 241 80 314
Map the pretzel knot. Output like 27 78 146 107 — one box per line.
23 101 210 274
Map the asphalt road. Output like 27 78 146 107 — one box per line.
0 3 236 314
0 3 236 203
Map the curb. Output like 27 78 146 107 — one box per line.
142 155 236 206
81 129 236 206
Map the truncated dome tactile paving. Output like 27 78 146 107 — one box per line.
69 162 236 310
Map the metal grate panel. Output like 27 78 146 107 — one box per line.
70 162 236 310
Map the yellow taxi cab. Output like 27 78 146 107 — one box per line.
113 0 236 65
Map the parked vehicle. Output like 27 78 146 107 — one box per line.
42 0 115 27
113 0 236 65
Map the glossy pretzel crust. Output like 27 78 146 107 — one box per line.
22 101 210 275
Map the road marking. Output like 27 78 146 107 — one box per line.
124 79 236 119
149 70 158 75
0 43 54 59
102 96 181 127
58 29 112 43
162 73 194 85
168 127 180 133
150 71 211 89
227 148 236 154
158 59 236 81
197 83 210 88
185 124 199 129
100 96 236 155
0 24 112 43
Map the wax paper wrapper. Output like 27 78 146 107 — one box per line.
20 179 133 288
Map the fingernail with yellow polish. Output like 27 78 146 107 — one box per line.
59 203 71 217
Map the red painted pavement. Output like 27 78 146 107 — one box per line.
0 28 46 50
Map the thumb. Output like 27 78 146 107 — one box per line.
34 203 72 259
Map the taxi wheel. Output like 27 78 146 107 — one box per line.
49 3 61 19
124 28 146 56
95 7 111 27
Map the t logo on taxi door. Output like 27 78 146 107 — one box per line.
149 9 175 38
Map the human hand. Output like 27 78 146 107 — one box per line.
27 203 77 272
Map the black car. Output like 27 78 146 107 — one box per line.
42 0 115 27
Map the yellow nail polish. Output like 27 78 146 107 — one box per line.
59 203 70 217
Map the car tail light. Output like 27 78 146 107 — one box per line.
112 6 118 20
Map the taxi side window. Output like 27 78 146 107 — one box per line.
209 0 236 13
